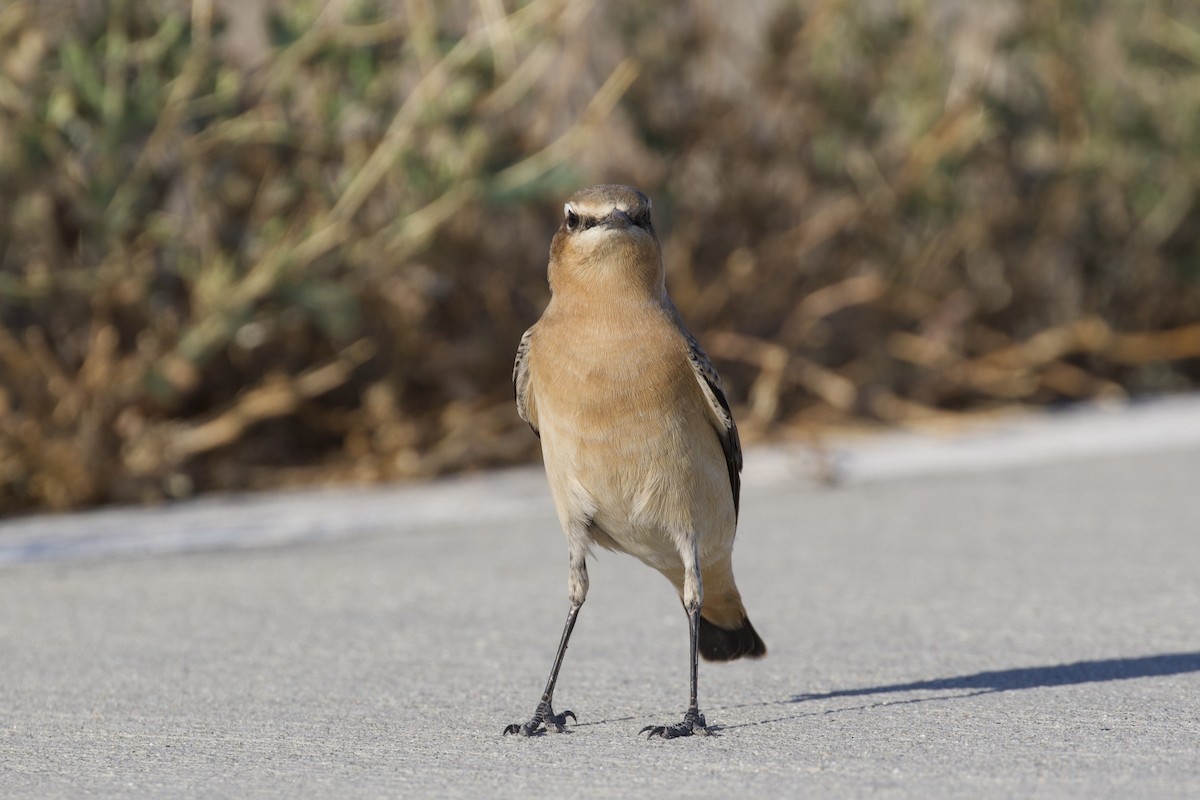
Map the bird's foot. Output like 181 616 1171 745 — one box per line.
640 707 713 739
502 701 576 736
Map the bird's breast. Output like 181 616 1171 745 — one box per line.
531 310 733 556
536 315 692 454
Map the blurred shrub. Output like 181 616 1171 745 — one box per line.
0 0 1197 514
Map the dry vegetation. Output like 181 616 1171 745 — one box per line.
1 0 1198 515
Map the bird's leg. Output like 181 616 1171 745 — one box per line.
503 552 587 736
642 542 713 739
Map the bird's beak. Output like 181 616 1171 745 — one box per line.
601 209 633 229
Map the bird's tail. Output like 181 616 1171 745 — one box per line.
662 556 767 662
698 612 766 662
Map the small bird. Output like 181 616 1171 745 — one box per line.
504 184 766 739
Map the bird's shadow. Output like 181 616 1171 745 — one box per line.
720 650 1200 730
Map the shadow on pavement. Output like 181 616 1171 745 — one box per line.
789 651 1200 703
716 652 1200 731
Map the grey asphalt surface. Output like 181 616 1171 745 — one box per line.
2 401 1200 798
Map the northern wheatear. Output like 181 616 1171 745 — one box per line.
504 184 765 739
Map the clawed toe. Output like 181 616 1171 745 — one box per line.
502 704 576 736
640 722 709 739
640 708 712 739
639 724 673 739
545 708 576 732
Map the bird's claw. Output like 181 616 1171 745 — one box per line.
541 708 576 733
640 708 712 739
502 703 576 736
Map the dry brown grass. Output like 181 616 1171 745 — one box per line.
1 0 1198 515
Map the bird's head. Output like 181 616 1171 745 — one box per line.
547 184 664 300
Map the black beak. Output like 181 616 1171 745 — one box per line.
601 209 633 229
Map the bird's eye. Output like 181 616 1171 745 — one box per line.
564 206 580 231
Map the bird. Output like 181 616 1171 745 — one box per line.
503 184 766 740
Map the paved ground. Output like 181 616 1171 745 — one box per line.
2 400 1199 798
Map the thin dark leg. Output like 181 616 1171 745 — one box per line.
641 602 712 739
540 602 580 707
503 603 581 736
687 602 701 712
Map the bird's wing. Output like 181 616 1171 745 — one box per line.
513 325 539 437
670 306 743 517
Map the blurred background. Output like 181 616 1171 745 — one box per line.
0 0 1198 516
